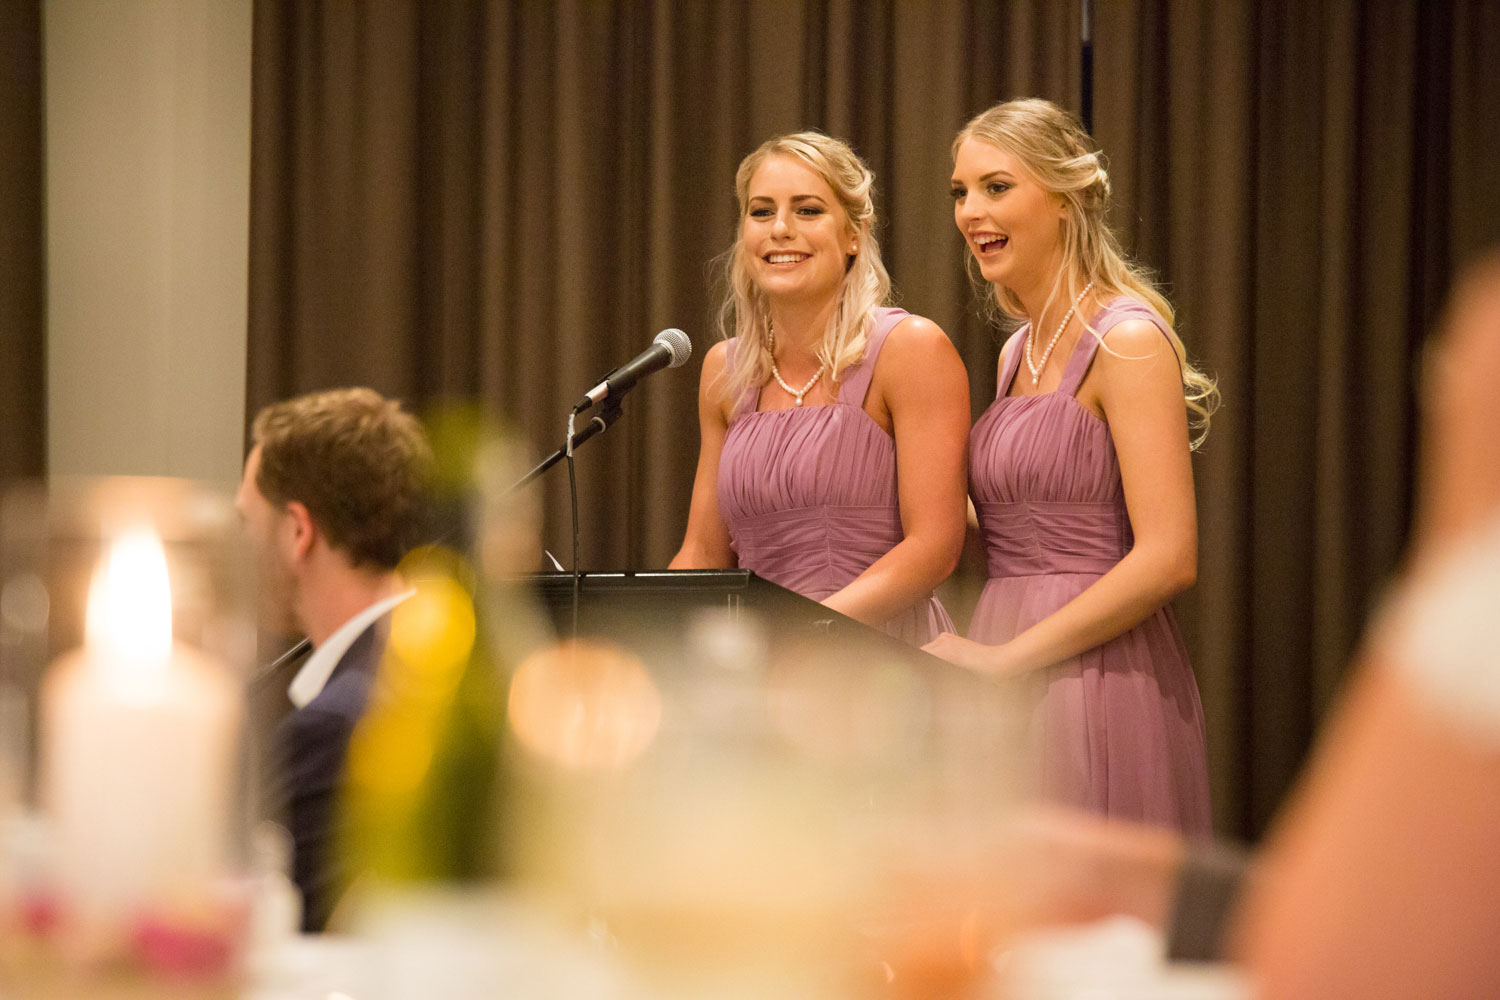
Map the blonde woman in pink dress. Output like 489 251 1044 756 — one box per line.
925 100 1219 835
670 133 968 645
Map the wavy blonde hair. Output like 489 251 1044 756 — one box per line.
955 99 1219 448
717 132 892 402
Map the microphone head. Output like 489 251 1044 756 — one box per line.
653 328 692 368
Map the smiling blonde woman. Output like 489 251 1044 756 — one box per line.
925 99 1218 834
670 132 968 645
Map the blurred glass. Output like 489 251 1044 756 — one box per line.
506 609 1027 999
329 406 1033 998
329 414 564 999
0 477 255 1000
338 412 546 898
992 916 1253 1000
339 544 508 887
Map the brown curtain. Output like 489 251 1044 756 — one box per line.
249 0 1498 840
1095 0 1500 837
248 0 1079 568
0 0 45 481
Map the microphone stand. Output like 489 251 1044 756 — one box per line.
509 394 627 642
510 395 626 492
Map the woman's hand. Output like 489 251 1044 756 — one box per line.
1415 254 1500 559
923 632 1009 674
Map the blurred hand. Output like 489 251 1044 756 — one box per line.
1416 253 1500 557
923 632 1003 673
859 806 1186 999
993 807 1186 930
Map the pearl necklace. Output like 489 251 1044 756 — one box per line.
767 322 825 406
1024 281 1095 385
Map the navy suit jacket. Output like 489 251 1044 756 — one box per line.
270 620 385 932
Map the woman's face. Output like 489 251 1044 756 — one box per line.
950 138 1066 295
741 154 855 306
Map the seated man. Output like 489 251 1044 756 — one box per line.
236 387 433 931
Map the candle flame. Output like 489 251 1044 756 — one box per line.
85 528 173 694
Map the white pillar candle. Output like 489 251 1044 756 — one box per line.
40 528 240 920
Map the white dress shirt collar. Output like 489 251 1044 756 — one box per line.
287 589 415 709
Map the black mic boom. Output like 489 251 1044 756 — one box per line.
573 328 692 413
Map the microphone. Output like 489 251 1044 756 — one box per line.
573 328 692 413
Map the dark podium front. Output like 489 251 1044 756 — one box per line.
520 570 1015 778
525 570 949 670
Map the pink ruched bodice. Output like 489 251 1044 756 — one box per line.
717 307 954 645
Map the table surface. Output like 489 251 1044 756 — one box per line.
246 913 1251 1000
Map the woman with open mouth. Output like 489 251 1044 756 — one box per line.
670 132 968 646
925 99 1220 835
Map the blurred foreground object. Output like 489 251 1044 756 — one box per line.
340 545 507 886
336 411 543 888
0 478 254 999
997 915 1250 999
509 604 1027 999
311 405 1035 998
328 415 587 998
1233 253 1500 999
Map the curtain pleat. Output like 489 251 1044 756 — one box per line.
0 0 45 482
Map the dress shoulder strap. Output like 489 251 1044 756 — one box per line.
996 328 1029 399
837 307 910 407
1057 298 1173 396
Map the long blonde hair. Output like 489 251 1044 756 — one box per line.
717 132 892 402
954 99 1219 447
